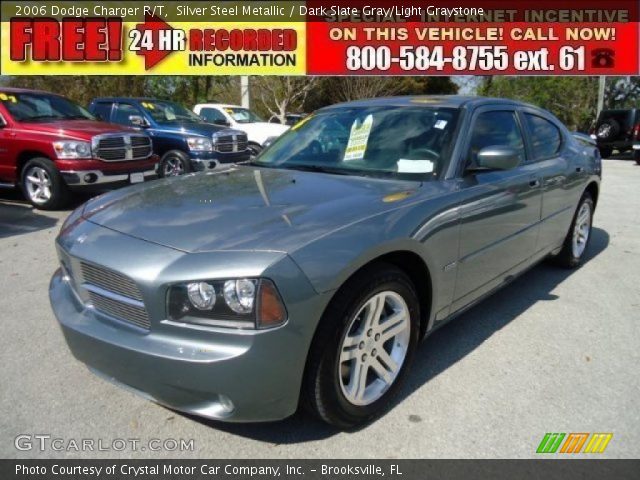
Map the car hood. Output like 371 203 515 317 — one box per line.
82 166 421 253
155 121 230 137
15 120 131 141
241 122 289 137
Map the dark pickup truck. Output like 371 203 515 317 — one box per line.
0 88 158 209
89 98 250 176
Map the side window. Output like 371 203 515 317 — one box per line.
113 103 140 126
524 114 562 161
199 107 227 124
92 103 112 122
467 111 525 166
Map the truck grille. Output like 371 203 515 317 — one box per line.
77 261 150 330
93 134 153 162
213 133 248 153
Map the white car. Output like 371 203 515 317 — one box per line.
193 103 289 157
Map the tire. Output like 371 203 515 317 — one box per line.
553 193 594 268
303 263 420 429
248 143 263 159
596 119 620 141
159 151 191 178
20 157 70 210
598 147 613 159
634 150 640 165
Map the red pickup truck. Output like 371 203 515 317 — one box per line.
0 88 158 209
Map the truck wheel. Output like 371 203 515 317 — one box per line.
303 263 420 429
596 119 620 141
160 151 191 177
21 158 70 210
248 143 263 159
553 193 594 268
634 150 640 165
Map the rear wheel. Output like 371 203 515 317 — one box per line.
553 193 594 268
21 158 70 210
634 150 640 165
303 264 420 429
160 151 191 177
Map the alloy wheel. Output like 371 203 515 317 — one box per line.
572 202 591 258
25 166 52 205
338 291 411 406
163 157 185 176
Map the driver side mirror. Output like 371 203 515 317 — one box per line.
470 146 520 172
128 115 148 128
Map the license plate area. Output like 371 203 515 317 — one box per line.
130 173 145 183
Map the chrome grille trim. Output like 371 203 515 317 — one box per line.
80 262 143 302
213 133 248 153
87 291 150 330
92 134 153 162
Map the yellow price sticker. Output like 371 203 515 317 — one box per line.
0 93 17 103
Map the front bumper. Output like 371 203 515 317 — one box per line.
49 226 327 422
61 166 158 186
189 150 251 172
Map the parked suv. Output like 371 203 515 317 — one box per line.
0 88 158 209
89 98 250 177
193 103 289 157
592 108 640 163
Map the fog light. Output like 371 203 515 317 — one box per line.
187 282 216 310
83 173 98 183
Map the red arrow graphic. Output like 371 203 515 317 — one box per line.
133 14 175 70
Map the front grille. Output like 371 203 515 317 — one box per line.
74 261 150 330
80 262 143 302
93 134 153 162
87 291 150 330
213 133 248 153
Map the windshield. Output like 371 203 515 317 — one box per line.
253 106 459 180
0 91 94 122
226 107 264 123
140 100 203 124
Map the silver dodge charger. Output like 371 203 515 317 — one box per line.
50 96 601 428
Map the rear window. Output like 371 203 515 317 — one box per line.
524 114 562 161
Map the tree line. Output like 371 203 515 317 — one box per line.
3 75 637 130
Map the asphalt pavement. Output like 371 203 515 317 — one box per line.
1 158 638 459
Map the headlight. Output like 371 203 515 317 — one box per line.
167 278 287 329
186 136 213 151
53 141 92 159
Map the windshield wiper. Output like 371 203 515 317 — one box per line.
280 164 351 175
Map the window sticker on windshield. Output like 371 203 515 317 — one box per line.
434 119 448 130
165 109 176 120
397 159 434 173
291 115 313 130
142 102 155 110
344 114 373 161
0 93 17 103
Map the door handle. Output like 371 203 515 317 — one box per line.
576 167 584 173
529 179 541 188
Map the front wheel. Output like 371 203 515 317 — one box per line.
553 193 594 268
21 158 70 210
159 151 191 178
634 149 640 165
303 264 420 429
598 147 613 159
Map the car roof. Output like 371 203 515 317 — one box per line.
0 87 64 96
319 95 531 111
92 97 169 103
196 103 242 108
